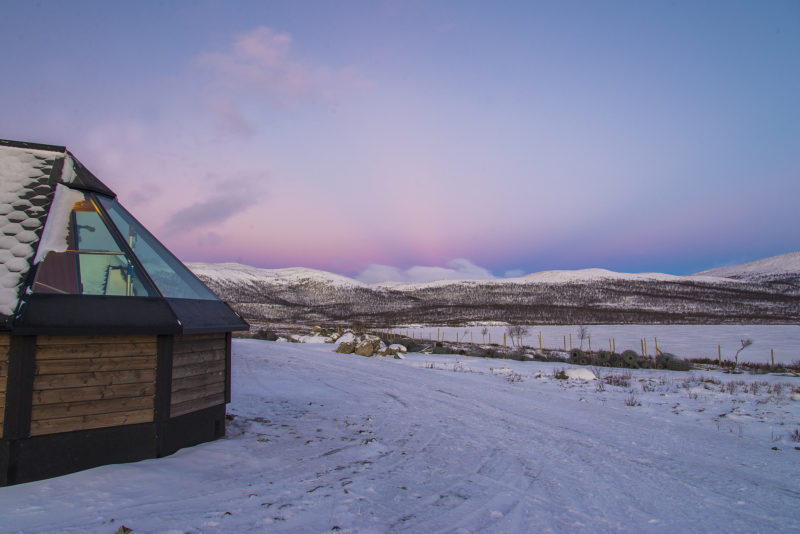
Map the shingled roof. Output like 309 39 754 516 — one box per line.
0 141 78 320
0 139 247 334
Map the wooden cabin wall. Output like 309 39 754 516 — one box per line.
170 333 226 417
0 333 9 436
30 335 157 436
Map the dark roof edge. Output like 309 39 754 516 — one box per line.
0 138 67 153
67 151 116 198
0 139 116 198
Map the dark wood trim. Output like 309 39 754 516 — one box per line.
12 294 181 336
3 336 36 439
2 422 157 485
1 403 226 486
166 298 249 333
0 138 66 153
154 335 174 422
225 332 232 404
0 439 9 486
46 153 64 187
159 404 225 458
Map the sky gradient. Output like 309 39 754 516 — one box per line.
1 1 798 282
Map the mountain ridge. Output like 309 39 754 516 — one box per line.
187 252 800 326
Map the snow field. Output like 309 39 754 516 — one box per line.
1 339 799 533
402 324 800 365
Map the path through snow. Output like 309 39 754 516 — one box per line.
1 339 799 533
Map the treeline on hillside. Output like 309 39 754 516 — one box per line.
196 274 800 326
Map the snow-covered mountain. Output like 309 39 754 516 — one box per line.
695 251 800 291
187 253 800 326
189 262 367 288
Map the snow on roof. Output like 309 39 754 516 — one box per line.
0 141 105 319
0 144 60 317
32 184 85 264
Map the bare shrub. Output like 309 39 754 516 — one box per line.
553 368 568 380
577 325 589 350
733 339 753 371
506 371 524 383
747 381 768 395
604 371 631 388
624 392 640 406
506 325 529 348
725 380 745 394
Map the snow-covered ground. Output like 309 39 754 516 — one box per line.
401 324 800 365
2 339 799 533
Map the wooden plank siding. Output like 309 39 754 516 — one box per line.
30 335 158 436
170 333 227 418
0 332 9 435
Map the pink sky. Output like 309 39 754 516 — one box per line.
1 2 798 281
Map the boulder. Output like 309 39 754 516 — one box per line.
337 332 357 344
378 344 407 357
355 339 376 357
336 341 356 354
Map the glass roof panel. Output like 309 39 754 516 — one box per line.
99 197 219 301
33 192 156 297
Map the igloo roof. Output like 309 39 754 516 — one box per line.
0 139 247 335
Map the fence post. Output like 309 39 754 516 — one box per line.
539 331 543 352
569 333 572 351
504 332 507 353
588 336 592 352
563 335 566 351
718 345 722 366
771 348 775 368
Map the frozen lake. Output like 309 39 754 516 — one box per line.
399 324 800 365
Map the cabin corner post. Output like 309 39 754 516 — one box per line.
225 332 232 405
3 335 36 440
155 334 174 456
0 440 9 486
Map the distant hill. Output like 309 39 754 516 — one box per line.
695 252 800 292
188 253 800 326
